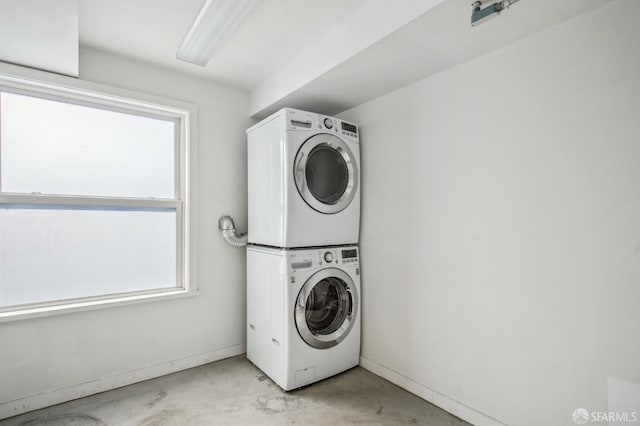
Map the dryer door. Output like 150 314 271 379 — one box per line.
293 134 358 214
295 267 358 349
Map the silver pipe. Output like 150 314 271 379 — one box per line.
218 215 248 248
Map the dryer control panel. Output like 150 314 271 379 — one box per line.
319 116 359 142
282 108 359 143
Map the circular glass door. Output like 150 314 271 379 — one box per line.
293 134 358 214
295 268 358 349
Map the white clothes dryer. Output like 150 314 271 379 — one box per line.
247 108 360 248
246 244 361 390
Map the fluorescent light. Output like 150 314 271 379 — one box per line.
177 0 257 66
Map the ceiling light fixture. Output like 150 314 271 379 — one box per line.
177 0 257 66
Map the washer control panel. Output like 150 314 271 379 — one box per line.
318 247 358 266
288 251 314 271
340 247 358 265
340 248 358 264
288 246 359 271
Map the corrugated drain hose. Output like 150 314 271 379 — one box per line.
218 215 248 248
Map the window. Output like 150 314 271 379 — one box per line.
0 74 194 319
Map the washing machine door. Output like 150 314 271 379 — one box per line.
294 134 358 214
295 267 358 349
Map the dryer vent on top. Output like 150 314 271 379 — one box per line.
247 108 361 248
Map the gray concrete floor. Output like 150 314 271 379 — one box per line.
1 356 469 426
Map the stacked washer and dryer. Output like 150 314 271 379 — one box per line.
246 108 361 390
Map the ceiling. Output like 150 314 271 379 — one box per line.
79 0 370 90
79 0 617 118
250 0 616 118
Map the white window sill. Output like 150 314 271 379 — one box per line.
0 289 198 323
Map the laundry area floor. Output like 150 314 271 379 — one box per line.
1 356 468 426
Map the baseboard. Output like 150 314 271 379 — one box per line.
0 344 246 420
359 356 506 426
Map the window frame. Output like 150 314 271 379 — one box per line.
0 69 197 322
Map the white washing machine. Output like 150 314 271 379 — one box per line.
247 108 360 248
246 244 361 391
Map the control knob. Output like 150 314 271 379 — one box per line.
323 118 333 129
323 251 334 263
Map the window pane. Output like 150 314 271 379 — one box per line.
0 92 175 198
0 205 177 307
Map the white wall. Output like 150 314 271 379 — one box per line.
0 0 78 76
0 48 252 418
340 1 640 425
